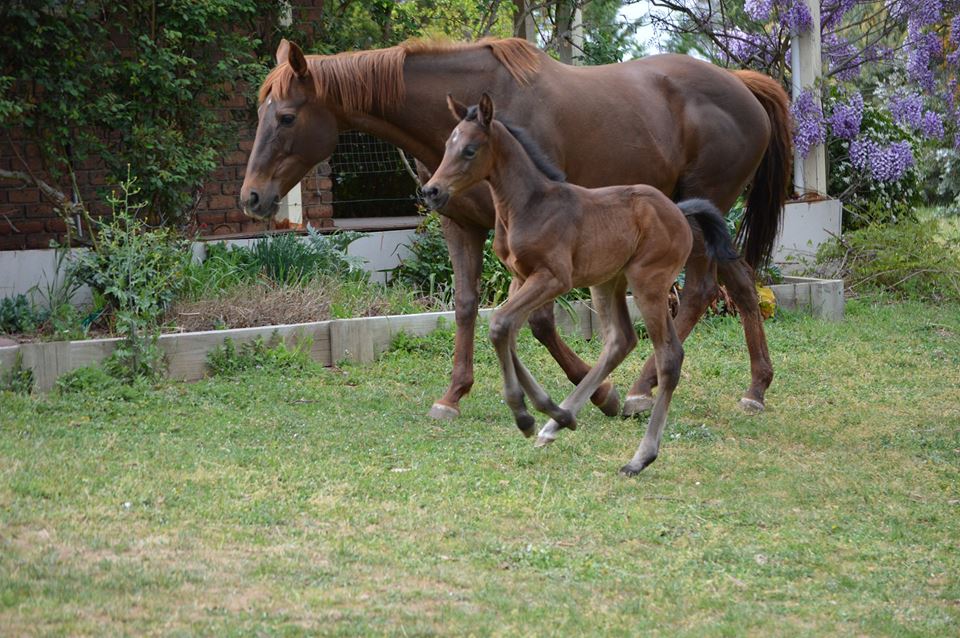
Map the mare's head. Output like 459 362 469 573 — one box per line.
421 93 497 211
240 40 339 219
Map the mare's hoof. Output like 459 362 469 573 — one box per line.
738 397 765 415
619 455 657 477
621 394 654 418
517 414 537 438
428 402 460 420
595 385 620 417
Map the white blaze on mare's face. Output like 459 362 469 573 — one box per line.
451 128 460 144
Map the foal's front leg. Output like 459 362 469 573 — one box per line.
488 273 569 437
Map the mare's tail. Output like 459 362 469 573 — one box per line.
731 70 793 269
678 199 740 262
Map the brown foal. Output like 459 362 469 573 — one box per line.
423 95 740 475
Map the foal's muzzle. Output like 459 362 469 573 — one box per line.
421 185 450 211
241 188 280 220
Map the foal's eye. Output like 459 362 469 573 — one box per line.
462 146 477 159
278 113 296 126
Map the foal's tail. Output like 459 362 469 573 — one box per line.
678 199 740 262
732 70 793 270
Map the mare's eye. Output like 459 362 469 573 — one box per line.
279 113 296 126
462 146 477 159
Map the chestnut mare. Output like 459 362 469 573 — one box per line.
423 94 740 475
240 39 791 419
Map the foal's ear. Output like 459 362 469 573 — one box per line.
447 94 469 121
477 92 495 128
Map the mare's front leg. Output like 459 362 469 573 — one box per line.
489 272 569 437
428 217 488 420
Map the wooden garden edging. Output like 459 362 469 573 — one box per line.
1 276 843 393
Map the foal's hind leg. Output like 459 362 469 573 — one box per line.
620 286 685 476
536 278 636 446
623 245 716 417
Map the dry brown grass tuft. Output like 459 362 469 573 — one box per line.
166 281 333 332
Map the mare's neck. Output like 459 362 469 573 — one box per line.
486 122 554 221
334 50 511 169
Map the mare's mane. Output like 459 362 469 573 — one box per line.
258 38 541 113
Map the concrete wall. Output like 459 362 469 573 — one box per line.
773 199 842 272
0 228 418 305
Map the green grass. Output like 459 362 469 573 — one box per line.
2 298 959 636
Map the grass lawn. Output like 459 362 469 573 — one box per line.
1 298 959 636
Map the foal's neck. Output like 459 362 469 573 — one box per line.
487 122 556 221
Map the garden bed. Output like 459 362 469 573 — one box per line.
1 276 843 392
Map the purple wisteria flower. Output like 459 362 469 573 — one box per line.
920 110 945 139
822 0 858 29
849 137 915 183
780 1 814 33
828 93 863 139
889 93 925 129
791 89 826 158
745 0 776 22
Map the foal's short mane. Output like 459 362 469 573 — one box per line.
258 38 541 113
464 105 566 183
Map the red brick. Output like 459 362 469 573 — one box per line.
8 189 39 204
15 220 46 234
225 150 248 165
196 211 226 225
0 235 26 250
210 223 240 235
225 209 248 223
0 190 8 203
208 194 237 210
306 204 333 220
46 218 69 233
238 139 254 152
241 220 267 233
221 181 240 195
320 191 332 204
212 167 233 181
26 233 57 249
316 177 333 190
26 203 56 218
89 171 107 186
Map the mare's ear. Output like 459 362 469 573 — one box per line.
282 40 309 78
477 92 495 128
276 39 291 66
447 94 469 121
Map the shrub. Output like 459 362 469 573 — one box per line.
816 220 960 302
1 351 33 395
0 294 46 335
206 334 315 376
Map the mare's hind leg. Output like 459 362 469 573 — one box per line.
528 304 621 417
489 272 569 437
536 278 636 446
623 243 717 416
620 285 685 476
717 258 773 412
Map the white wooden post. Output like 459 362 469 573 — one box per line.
276 3 304 227
791 0 827 196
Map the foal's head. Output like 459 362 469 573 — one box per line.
421 93 497 211
240 40 339 219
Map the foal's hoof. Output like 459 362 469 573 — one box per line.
595 385 620 417
621 394 654 418
428 402 460 420
517 414 537 438
619 455 657 477
738 397 765 415
534 434 556 448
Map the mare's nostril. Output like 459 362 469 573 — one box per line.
422 186 438 199
248 190 260 208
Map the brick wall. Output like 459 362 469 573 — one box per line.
0 2 335 251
